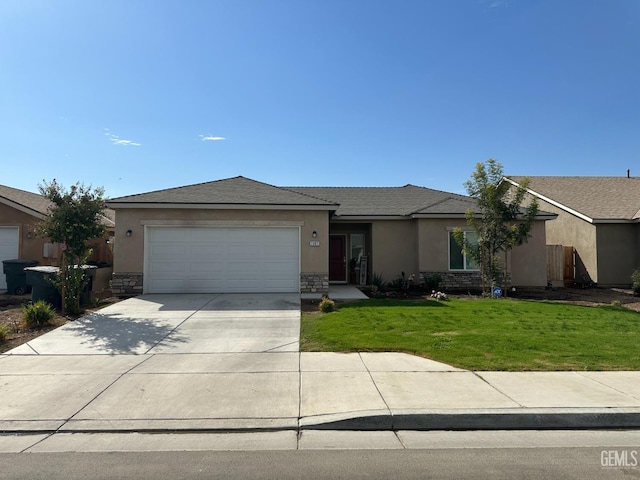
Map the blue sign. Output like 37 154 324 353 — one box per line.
492 287 503 298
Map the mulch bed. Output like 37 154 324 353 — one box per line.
0 294 122 353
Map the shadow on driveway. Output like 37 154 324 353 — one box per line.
50 312 189 355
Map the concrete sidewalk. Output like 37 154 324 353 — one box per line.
1 351 639 433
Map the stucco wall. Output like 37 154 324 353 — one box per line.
370 220 418 281
0 203 52 264
510 220 548 286
533 196 597 282
416 217 548 288
417 218 469 271
112 208 329 275
595 223 638 286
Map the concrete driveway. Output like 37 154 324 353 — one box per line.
9 293 301 355
1 294 302 431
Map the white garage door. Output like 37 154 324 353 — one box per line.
145 226 300 294
0 227 20 291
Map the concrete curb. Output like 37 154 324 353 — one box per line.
4 409 640 434
301 408 640 431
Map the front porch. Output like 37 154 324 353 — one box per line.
301 284 369 301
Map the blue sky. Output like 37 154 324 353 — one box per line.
1 0 638 199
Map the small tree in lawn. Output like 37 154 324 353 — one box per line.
454 159 538 296
37 180 106 315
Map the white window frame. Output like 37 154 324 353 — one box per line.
448 231 479 271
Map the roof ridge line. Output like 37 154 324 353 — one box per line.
278 186 339 205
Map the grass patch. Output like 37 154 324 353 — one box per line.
300 298 640 371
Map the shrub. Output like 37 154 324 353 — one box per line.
423 272 443 292
632 269 640 296
0 324 6 342
319 296 336 313
23 300 56 328
372 272 385 289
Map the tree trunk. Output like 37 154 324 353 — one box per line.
60 253 66 316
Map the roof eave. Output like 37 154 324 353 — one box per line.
0 197 47 219
592 218 640 224
503 177 594 224
331 215 410 221
411 213 471 219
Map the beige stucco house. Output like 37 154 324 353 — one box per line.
505 176 640 287
106 176 552 295
0 184 115 293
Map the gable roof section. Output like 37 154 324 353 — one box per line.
107 176 338 210
286 185 479 218
506 176 640 223
0 184 51 219
0 184 115 228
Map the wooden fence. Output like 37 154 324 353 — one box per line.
547 245 575 287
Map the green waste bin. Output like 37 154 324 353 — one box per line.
2 259 39 295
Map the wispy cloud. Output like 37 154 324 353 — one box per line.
200 134 226 142
488 0 508 7
104 129 141 146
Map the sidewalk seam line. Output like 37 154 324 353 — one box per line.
472 371 525 408
576 371 640 401
57 355 156 432
297 350 302 450
359 352 394 428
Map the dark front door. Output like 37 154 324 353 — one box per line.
329 235 347 282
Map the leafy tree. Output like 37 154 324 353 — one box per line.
454 159 538 296
37 180 106 315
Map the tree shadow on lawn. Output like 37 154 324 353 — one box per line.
65 312 188 354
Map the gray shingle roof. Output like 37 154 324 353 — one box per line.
108 176 338 207
507 176 640 221
0 184 51 217
0 184 115 227
285 185 477 216
108 177 484 216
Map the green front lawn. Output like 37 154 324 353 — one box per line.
300 298 640 371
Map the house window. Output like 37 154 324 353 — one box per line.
350 234 365 267
449 231 479 270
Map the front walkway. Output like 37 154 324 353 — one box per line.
301 284 368 301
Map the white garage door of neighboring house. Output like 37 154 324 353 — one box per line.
145 226 300 294
0 227 20 291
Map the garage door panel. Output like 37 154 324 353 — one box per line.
189 244 225 256
150 244 187 256
189 261 225 273
145 227 299 294
150 262 188 274
149 229 187 242
227 244 261 256
188 229 225 242
0 227 20 291
148 278 188 292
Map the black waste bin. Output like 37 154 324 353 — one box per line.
25 266 61 308
2 259 39 295
25 265 98 309
79 265 97 306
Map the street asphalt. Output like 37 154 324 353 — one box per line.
1 291 639 443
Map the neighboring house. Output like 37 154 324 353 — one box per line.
504 176 640 287
0 184 115 292
106 176 553 296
